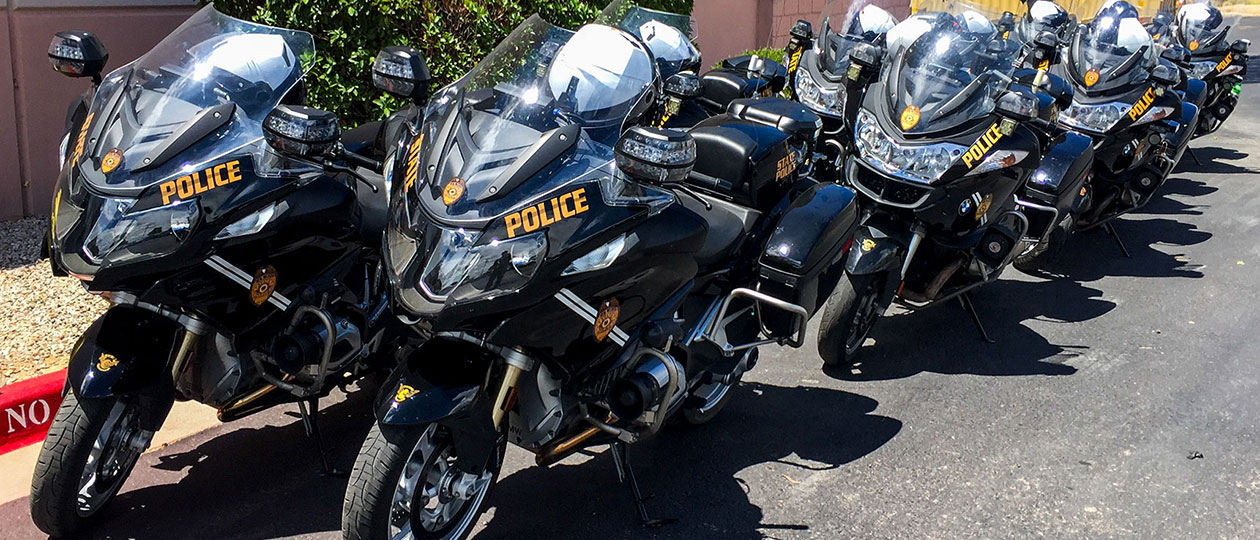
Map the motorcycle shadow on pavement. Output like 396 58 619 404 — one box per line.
475 382 901 540
51 384 378 540
822 276 1109 382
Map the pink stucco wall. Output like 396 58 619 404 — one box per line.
0 2 196 220
693 0 912 65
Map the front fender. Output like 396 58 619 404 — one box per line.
67 304 182 399
845 225 905 276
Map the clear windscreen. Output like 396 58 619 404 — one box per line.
1070 12 1154 90
1176 2 1235 54
408 15 656 222
883 0 1015 134
80 6 314 189
817 0 899 74
1014 0 1079 45
596 0 697 40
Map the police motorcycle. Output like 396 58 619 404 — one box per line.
1052 1 1199 251
788 0 899 179
815 0 1077 365
1170 0 1248 137
32 7 426 536
339 2 859 538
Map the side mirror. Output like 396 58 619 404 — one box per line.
790 19 814 42
1034 31 1059 51
48 31 108 82
263 105 341 159
614 126 696 184
663 72 702 100
1151 62 1180 86
1161 45 1190 64
373 46 431 103
998 12 1016 33
849 42 883 71
1232 39 1250 54
996 90 1038 122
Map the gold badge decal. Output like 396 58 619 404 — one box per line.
1189 40 1199 51
394 384 418 402
975 193 993 220
101 148 123 174
1084 69 1100 87
900 105 921 130
593 298 621 342
97 353 119 372
442 177 466 206
862 238 877 252
249 265 277 306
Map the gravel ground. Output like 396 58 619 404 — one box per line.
0 217 106 387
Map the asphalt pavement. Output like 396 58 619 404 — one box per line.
4 21 1260 540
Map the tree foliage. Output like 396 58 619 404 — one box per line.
207 0 694 126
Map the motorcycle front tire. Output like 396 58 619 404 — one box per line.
817 272 885 367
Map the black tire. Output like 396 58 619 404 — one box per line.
817 273 885 366
1014 216 1073 274
30 391 142 537
680 369 744 426
343 422 503 540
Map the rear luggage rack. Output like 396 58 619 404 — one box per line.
695 287 808 355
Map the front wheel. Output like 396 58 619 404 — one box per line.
30 391 149 537
343 422 504 540
1014 215 1074 274
817 273 887 366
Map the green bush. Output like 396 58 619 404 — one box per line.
207 0 694 126
713 47 785 69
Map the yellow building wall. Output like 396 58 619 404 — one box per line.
909 0 1171 20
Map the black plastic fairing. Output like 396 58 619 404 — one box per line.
131 102 236 173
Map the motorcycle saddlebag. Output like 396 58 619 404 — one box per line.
1023 131 1092 238
756 182 860 320
689 116 797 211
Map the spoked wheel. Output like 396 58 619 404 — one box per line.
680 351 754 426
30 391 149 537
817 273 887 366
343 423 504 540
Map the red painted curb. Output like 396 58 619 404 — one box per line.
0 369 67 455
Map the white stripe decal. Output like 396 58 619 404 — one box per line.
554 288 628 346
204 256 292 311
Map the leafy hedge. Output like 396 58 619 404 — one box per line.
207 0 694 126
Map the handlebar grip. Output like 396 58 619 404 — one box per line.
687 171 731 192
342 149 383 172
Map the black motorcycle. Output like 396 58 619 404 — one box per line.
816 3 1077 365
790 0 899 178
33 7 424 536
1053 1 1199 249
1169 1 1249 137
339 3 858 539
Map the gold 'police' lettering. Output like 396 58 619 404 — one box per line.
504 187 589 238
158 159 243 205
1128 87 1157 122
962 122 1005 168
1216 52 1234 73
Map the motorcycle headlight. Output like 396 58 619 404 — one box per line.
1059 101 1128 133
854 109 963 184
795 68 844 116
83 197 199 264
419 228 547 303
1133 105 1176 126
1189 61 1216 79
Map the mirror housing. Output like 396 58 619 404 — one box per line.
996 90 1038 122
263 105 341 159
373 46 431 103
849 42 883 71
663 72 702 100
1161 45 1190 64
1034 31 1059 51
1151 62 1180 86
790 19 814 42
48 31 108 82
1231 39 1250 54
998 12 1016 34
614 126 696 184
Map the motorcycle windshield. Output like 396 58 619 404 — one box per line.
1176 2 1231 53
883 0 1015 134
596 0 698 78
78 6 313 190
596 0 696 39
1069 12 1154 91
817 0 899 75
405 15 656 225
1014 0 1078 45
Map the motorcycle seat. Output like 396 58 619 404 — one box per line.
726 98 821 142
678 192 761 270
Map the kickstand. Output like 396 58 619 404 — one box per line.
1188 147 1203 166
958 293 995 344
297 398 348 478
1103 222 1132 258
610 441 676 528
